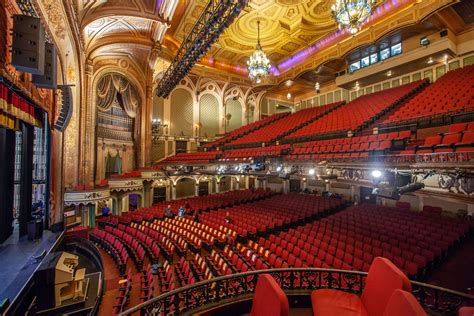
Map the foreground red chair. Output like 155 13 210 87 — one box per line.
311 257 411 316
458 306 474 316
250 274 289 316
383 289 426 316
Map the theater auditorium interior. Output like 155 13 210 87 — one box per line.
1 0 474 315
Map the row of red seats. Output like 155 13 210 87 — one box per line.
112 269 132 315
90 229 129 275
220 144 291 160
199 193 344 237
287 131 411 161
384 65 474 124
228 102 343 145
104 225 146 271
401 129 474 155
202 112 289 148
162 151 222 164
286 81 424 139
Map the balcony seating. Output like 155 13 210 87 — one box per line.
228 102 343 145
383 289 426 316
311 257 412 316
202 112 289 149
286 81 424 141
250 274 289 316
384 65 474 124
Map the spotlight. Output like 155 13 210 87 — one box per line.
276 166 282 172
309 168 315 175
371 170 382 178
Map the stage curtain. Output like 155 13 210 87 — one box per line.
97 74 138 118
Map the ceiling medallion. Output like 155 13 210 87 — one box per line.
247 20 271 84
331 0 376 34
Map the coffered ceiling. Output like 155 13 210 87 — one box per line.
174 0 338 67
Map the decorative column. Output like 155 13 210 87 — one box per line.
195 181 199 196
245 176 250 189
208 180 213 194
262 178 268 190
235 178 240 190
418 195 424 212
165 183 171 201
230 178 235 191
302 178 307 191
255 178 260 189
171 183 177 200
81 58 95 186
283 179 289 194
325 181 330 192
215 179 220 193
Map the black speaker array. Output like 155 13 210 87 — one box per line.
54 85 72 131
11 15 45 75
32 43 57 89
11 15 57 89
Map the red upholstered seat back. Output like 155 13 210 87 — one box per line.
250 274 289 316
382 289 426 316
361 257 411 316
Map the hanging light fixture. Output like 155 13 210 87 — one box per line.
314 81 320 94
331 0 376 35
247 20 271 84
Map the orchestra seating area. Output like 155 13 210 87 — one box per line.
162 66 474 165
241 204 469 279
90 190 472 314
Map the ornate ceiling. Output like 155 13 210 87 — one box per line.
174 0 338 67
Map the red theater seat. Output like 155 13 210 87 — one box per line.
382 289 426 316
458 307 474 316
250 274 289 316
311 257 411 316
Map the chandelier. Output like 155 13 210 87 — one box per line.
247 20 271 84
331 0 376 34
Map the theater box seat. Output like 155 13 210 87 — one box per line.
382 289 426 316
311 257 411 316
250 274 289 316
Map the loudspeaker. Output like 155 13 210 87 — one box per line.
440 29 448 37
32 43 57 89
54 85 72 131
11 15 45 75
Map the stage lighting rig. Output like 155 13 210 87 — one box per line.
156 0 248 98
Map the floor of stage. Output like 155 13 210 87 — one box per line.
0 224 59 303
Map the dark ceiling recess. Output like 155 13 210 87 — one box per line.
452 0 474 25
156 0 248 98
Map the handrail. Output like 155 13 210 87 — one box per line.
120 268 474 316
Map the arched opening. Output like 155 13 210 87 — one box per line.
219 176 232 192
95 73 140 181
128 193 141 211
170 88 193 136
199 93 219 137
225 98 243 132
176 178 196 198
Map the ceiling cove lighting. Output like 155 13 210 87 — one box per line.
247 20 271 84
331 0 376 35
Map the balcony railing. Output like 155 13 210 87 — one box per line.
120 268 474 316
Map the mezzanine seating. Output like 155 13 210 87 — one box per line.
202 112 289 149
384 65 474 125
286 131 411 161
227 102 343 146
285 81 424 141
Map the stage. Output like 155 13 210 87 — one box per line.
0 224 59 303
